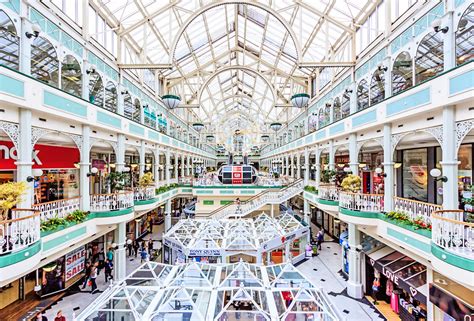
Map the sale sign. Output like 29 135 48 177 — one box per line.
0 140 80 169
65 246 86 281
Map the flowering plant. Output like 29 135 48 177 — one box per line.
139 172 154 187
340 174 361 193
0 181 28 220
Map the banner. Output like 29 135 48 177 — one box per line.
65 246 86 281
0 141 80 169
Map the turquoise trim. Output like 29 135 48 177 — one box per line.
162 94 180 100
339 207 379 218
148 130 160 140
219 190 235 194
90 207 134 218
240 190 256 194
315 130 326 140
42 226 87 252
44 91 87 117
380 216 432 238
0 74 24 97
1 0 21 14
129 123 145 136
0 241 41 268
180 188 193 193
329 123 345 135
431 243 474 272
386 87 430 116
317 199 339 206
194 185 281 189
291 93 310 99
387 227 431 253
97 111 121 128
134 198 158 205
352 110 377 127
449 69 474 95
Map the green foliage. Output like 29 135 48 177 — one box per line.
40 210 89 232
340 174 361 193
155 184 179 195
321 170 336 183
304 186 318 194
139 172 154 187
106 171 130 191
65 210 88 223
40 217 67 232
385 211 431 231
273 172 280 178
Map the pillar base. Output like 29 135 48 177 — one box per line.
347 281 364 299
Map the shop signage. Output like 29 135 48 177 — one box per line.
0 141 80 169
188 248 221 257
65 247 86 281
369 255 427 304
163 238 183 251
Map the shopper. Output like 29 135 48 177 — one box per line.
316 229 324 251
97 248 105 275
81 261 92 290
106 247 114 262
140 247 149 263
126 239 133 257
35 312 48 321
54 310 66 321
90 262 99 294
148 239 154 254
104 259 114 282
133 239 140 257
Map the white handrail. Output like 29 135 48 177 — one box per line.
432 210 473 259
317 186 339 201
339 192 384 212
133 186 156 201
90 191 134 212
393 197 442 224
0 209 41 255
32 197 81 222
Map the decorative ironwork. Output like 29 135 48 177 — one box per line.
33 197 81 222
90 191 134 212
0 209 41 255
0 121 19 148
421 125 443 147
432 210 473 260
393 197 442 225
66 133 84 152
339 192 384 212
391 132 411 155
90 138 119 155
31 127 53 147
455 119 474 152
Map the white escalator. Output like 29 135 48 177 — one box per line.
208 179 304 219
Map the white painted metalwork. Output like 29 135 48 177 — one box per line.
432 210 473 260
339 192 384 212
32 197 81 222
133 187 156 201
393 197 443 224
90 191 134 212
0 209 41 255
317 185 339 201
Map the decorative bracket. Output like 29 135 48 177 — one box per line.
0 121 19 149
420 125 443 147
31 127 53 147
455 119 474 152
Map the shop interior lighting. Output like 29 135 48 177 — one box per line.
430 168 448 182
87 167 99 177
374 167 387 177
394 162 402 169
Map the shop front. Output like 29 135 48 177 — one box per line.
311 207 348 240
365 248 428 321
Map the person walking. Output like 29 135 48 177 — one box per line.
317 229 325 251
106 247 114 262
126 239 133 257
140 247 148 263
133 239 140 258
90 262 99 294
96 248 105 275
35 312 48 321
104 259 113 282
54 310 66 321
81 261 92 290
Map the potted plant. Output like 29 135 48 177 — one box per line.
341 174 361 192
139 172 154 187
106 172 130 192
321 169 336 183
0 181 28 220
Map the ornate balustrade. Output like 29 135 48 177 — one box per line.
133 187 156 201
432 210 473 259
339 192 384 212
90 191 134 212
317 185 339 201
32 197 81 222
393 197 442 224
0 209 41 255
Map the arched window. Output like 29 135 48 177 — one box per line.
318 109 325 128
144 106 156 128
61 55 82 97
324 103 331 125
415 32 444 84
89 72 103 107
333 98 342 122
123 93 133 119
370 69 385 105
104 81 117 112
341 93 350 118
0 10 19 70
133 98 141 122
456 4 474 66
392 51 413 94
31 36 59 87
357 80 369 111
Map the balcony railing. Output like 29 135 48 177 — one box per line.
339 192 384 212
394 197 442 224
317 185 339 202
432 210 473 259
0 209 41 255
90 191 134 212
133 187 156 201
32 197 81 222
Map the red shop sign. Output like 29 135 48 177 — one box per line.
0 140 80 169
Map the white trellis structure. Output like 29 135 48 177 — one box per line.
76 260 343 321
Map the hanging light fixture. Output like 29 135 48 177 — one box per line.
192 123 204 132
290 93 310 108
270 122 282 132
206 135 215 141
261 135 270 141
162 94 181 109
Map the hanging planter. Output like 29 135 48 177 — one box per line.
162 94 181 109
290 93 310 108
192 123 204 132
270 122 282 132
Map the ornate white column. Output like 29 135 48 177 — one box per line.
328 140 335 170
80 125 91 211
139 140 146 177
383 124 394 212
304 149 309 184
181 154 185 177
441 106 458 209
114 222 127 281
154 148 160 186
314 146 320 187
296 153 301 179
17 109 32 208
347 223 363 299
165 150 170 185
174 153 178 179
187 155 191 176
290 155 294 178
165 199 172 232
349 133 359 175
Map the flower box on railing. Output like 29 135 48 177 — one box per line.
90 191 134 212
393 197 442 225
32 197 81 222
0 209 41 255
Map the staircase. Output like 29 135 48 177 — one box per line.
208 179 304 219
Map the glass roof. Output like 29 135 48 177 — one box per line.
77 261 342 321
92 0 379 140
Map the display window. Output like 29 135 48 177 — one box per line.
402 148 428 202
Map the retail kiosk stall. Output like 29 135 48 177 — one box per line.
163 213 309 265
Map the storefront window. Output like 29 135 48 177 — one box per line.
35 169 80 203
123 93 133 119
333 98 341 122
341 93 350 118
458 144 473 192
402 148 428 202
0 10 19 70
89 72 103 107
133 98 142 123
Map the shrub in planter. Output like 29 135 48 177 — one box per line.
321 170 336 183
304 186 318 194
40 217 67 232
65 210 88 223
139 172 154 187
341 174 361 193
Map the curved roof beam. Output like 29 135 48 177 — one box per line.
169 0 302 65
198 66 277 106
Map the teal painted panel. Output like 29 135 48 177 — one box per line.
387 227 430 253
148 130 160 140
305 135 313 144
1 0 20 13
196 190 213 194
44 91 87 117
386 88 430 116
129 123 145 136
0 74 24 97
43 226 87 251
315 130 326 140
240 190 255 194
97 111 121 128
352 110 377 127
220 190 235 194
449 70 474 95
162 136 170 144
0 241 41 268
329 122 345 135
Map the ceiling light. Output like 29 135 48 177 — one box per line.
162 94 181 109
291 93 310 108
